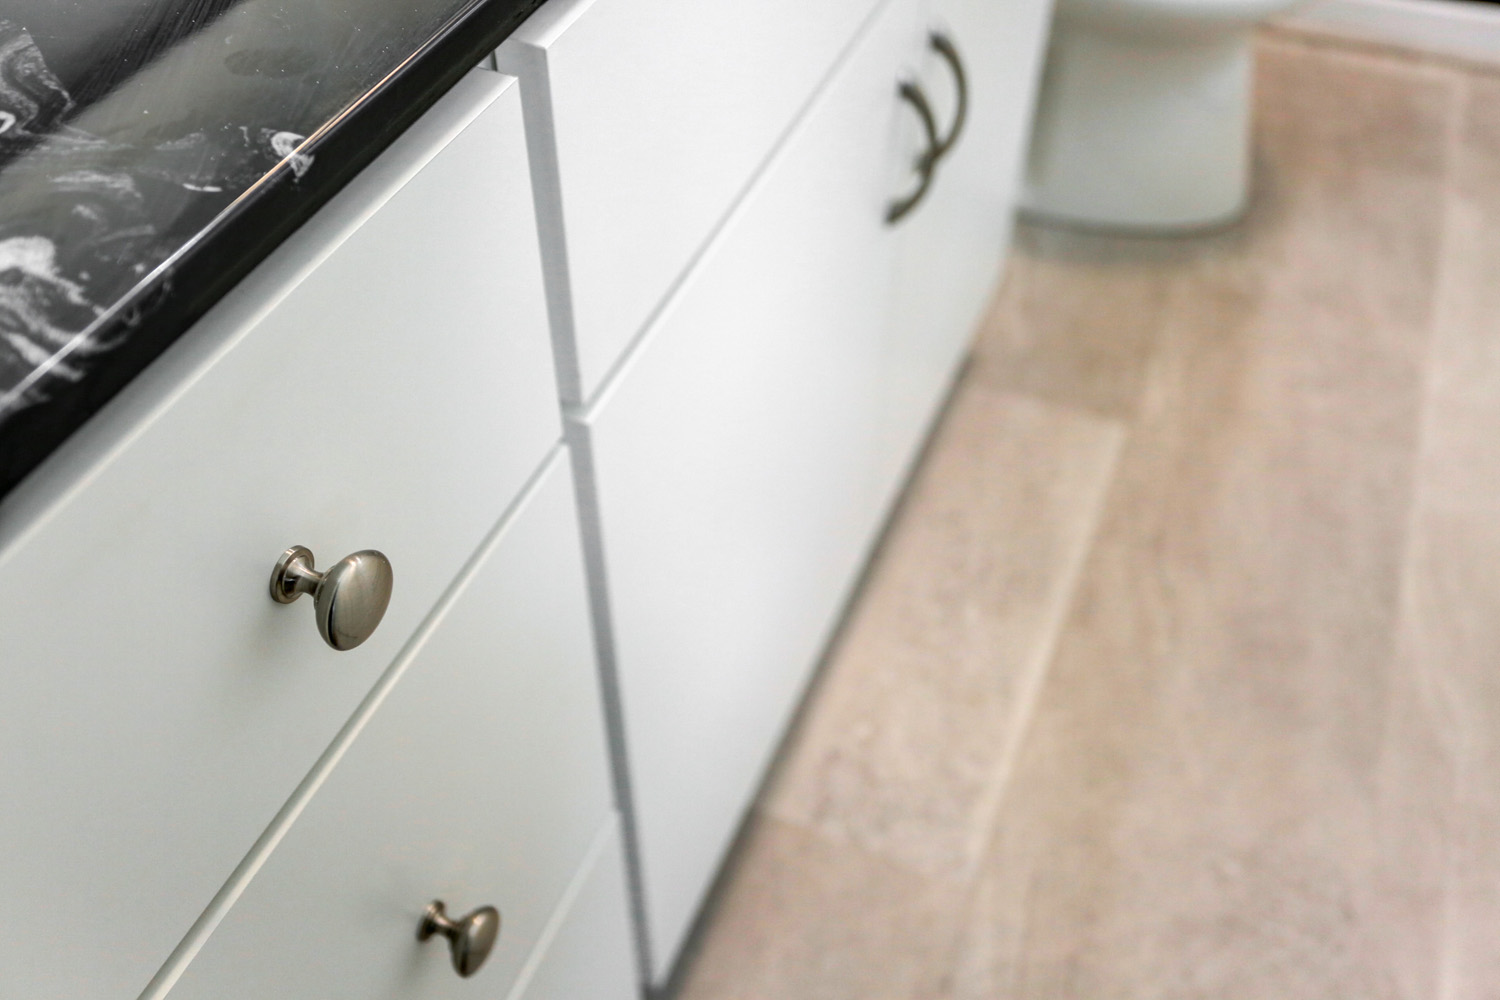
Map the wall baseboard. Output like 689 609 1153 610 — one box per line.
1272 0 1500 66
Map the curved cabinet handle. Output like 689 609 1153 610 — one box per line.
269 545 393 651
419 900 502 978
929 32 968 162
886 80 942 225
886 32 970 226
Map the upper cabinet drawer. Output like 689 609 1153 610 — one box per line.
0 69 557 1000
498 0 884 403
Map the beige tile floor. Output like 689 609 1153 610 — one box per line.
668 28 1500 1000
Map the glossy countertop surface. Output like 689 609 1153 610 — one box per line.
0 0 543 501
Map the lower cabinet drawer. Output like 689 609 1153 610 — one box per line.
0 69 558 999
161 453 618 1000
511 821 639 1000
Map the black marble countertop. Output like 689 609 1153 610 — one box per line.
0 0 544 502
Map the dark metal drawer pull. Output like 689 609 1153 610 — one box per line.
887 79 941 225
885 32 969 226
930 32 969 161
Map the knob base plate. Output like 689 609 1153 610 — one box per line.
269 545 316 604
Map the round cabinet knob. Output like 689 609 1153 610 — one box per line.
418 900 501 978
269 545 393 651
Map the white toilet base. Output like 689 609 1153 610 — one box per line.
1022 24 1255 232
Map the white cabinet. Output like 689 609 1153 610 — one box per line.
577 0 937 978
497 0 885 402
532 0 1055 985
0 69 562 1000
0 0 1055 994
162 456 624 1000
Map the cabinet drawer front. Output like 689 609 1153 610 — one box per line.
581 0 932 978
160 455 615 1000
500 0 884 402
512 822 639 1000
0 70 557 1000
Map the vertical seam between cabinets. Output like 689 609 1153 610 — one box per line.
499 29 657 981
563 416 658 984
505 41 587 406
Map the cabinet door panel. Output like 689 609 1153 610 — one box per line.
163 457 616 1000
0 70 556 1000
580 0 931 978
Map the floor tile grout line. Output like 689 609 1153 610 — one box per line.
957 415 1129 882
665 376 1138 998
750 382 1134 891
753 379 1134 883
1419 60 1470 1000
916 414 1130 999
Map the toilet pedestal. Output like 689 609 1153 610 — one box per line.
1022 24 1254 231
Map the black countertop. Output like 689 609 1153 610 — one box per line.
0 0 544 501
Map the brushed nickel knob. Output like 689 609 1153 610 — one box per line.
269 545 393 651
418 900 501 978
